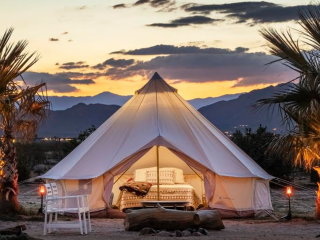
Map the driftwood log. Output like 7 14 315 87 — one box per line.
193 210 225 230
0 225 26 235
124 205 196 231
124 204 224 231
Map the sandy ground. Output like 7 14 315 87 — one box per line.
0 179 318 239
0 218 319 240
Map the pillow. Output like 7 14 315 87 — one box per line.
134 167 156 182
146 169 175 185
173 168 185 183
159 168 185 183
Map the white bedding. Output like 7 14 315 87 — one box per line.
119 183 201 211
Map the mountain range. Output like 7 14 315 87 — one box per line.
49 92 242 110
188 93 242 109
48 92 131 110
38 85 284 137
38 104 120 137
198 85 283 133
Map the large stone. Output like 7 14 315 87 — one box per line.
139 227 156 235
192 232 203 236
198 228 209 235
157 231 174 237
175 230 182 237
181 230 192 237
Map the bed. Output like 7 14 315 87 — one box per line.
118 167 201 211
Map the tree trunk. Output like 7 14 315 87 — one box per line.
314 168 320 220
193 210 225 230
124 205 197 231
0 128 19 213
315 183 320 219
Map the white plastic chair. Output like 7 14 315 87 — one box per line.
43 183 91 235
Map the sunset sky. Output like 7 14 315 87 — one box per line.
0 0 309 99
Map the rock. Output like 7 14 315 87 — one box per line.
198 228 209 235
175 230 182 237
187 228 194 233
192 232 203 236
181 230 192 237
139 227 156 235
157 231 174 237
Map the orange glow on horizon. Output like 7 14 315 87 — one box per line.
45 75 278 100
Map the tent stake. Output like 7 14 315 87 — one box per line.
156 145 160 201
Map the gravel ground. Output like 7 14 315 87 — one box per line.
0 218 319 240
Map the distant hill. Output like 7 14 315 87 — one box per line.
48 92 132 110
37 103 120 137
188 93 242 109
38 85 285 137
48 91 242 110
198 85 283 133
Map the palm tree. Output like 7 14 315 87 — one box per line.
255 5 320 218
255 5 320 169
0 28 50 213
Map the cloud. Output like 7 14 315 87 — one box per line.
113 4 127 9
49 38 59 42
134 0 150 6
76 5 87 10
122 0 177 11
92 58 135 70
59 61 90 70
183 2 307 24
133 0 173 7
20 72 95 93
104 51 296 87
60 71 103 79
147 15 223 28
111 44 248 55
150 0 171 7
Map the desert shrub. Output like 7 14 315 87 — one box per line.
231 125 293 179
45 159 58 165
310 168 320 183
17 161 31 182
33 164 47 174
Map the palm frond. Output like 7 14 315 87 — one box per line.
0 28 39 94
260 27 313 74
299 6 320 52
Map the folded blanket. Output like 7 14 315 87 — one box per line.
119 181 152 197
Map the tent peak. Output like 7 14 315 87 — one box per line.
135 72 177 94
150 72 162 80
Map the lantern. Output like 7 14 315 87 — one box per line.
38 185 45 214
286 186 292 197
281 186 292 221
39 185 45 195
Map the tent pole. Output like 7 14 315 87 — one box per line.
156 145 160 201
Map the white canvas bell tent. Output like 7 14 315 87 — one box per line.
42 72 273 217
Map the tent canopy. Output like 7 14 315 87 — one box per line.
42 72 272 180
